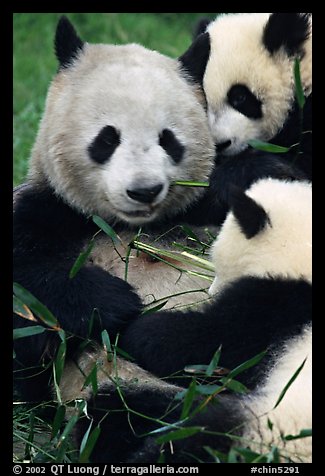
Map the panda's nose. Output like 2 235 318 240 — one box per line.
216 140 232 152
127 184 163 204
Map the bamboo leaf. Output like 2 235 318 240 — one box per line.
141 301 169 315
13 283 59 329
69 239 95 279
180 380 197 420
206 346 222 376
273 358 307 409
195 384 222 396
173 181 209 187
248 140 290 153
220 378 248 394
101 329 113 362
227 350 267 379
294 58 305 109
13 325 47 340
92 215 120 244
51 405 66 440
156 426 204 444
54 337 67 386
82 364 98 395
13 295 37 322
283 429 312 441
79 425 101 463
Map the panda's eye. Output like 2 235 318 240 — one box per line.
88 125 120 164
227 84 262 119
159 129 185 164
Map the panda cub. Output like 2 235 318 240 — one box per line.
180 13 312 219
13 17 216 403
59 178 312 463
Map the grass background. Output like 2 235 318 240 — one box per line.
13 12 218 186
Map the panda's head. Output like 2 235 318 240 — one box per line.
209 178 312 294
180 13 312 156
29 17 215 225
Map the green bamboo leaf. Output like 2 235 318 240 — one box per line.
248 139 290 153
233 447 265 463
267 418 273 431
101 329 113 362
54 337 67 385
195 384 222 396
115 346 135 361
57 414 79 446
180 225 204 245
92 215 120 244
13 325 47 340
173 181 209 187
156 426 204 444
283 429 312 441
13 295 36 321
79 426 101 463
69 239 95 279
13 282 59 328
180 380 197 420
51 405 66 440
294 58 305 109
141 301 169 315
206 346 222 376
82 364 98 395
227 350 267 379
266 446 280 463
273 358 307 409
204 446 226 463
220 378 248 394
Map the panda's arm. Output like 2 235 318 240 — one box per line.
13 187 143 357
120 277 311 386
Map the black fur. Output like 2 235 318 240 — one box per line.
179 32 210 85
263 13 311 57
120 277 311 389
228 185 270 239
88 125 121 164
227 84 262 119
55 16 84 69
13 186 143 402
193 17 212 38
74 383 242 463
159 129 185 164
178 149 307 227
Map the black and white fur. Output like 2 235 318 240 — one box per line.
13 17 216 403
59 178 312 463
179 13 312 220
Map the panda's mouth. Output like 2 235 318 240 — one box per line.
122 209 154 218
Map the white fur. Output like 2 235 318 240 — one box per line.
209 178 312 294
204 13 312 154
29 43 214 225
242 325 312 462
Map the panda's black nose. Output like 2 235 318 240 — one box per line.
216 140 232 152
127 184 163 204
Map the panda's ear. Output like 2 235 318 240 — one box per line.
228 185 270 239
55 16 84 69
263 13 311 57
179 32 210 85
193 18 212 39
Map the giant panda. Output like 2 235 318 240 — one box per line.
59 177 312 463
179 13 312 221
13 16 217 403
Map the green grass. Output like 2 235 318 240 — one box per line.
13 12 217 186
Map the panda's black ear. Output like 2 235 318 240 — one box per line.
228 185 270 239
55 16 84 69
179 32 210 85
193 18 212 39
263 13 311 57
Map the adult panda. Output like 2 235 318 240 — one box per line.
59 177 312 463
13 16 217 403
179 13 312 221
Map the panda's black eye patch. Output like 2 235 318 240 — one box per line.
88 125 120 164
159 129 185 164
227 84 262 119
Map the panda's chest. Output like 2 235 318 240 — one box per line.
86 230 215 309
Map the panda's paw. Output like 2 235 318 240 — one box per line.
99 275 144 331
